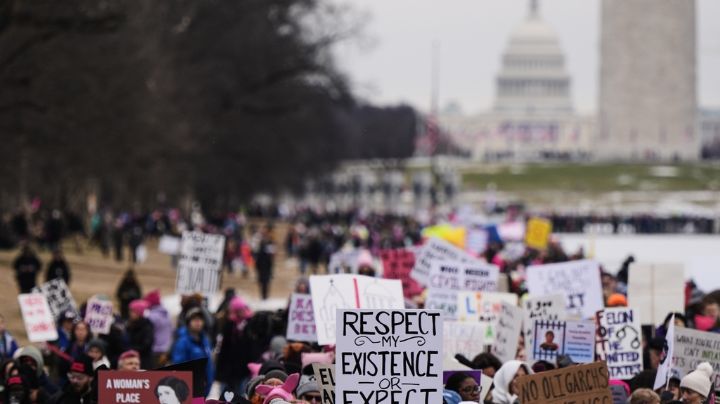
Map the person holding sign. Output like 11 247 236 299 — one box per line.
491 360 532 404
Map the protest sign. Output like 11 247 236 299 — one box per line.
531 320 596 363
653 315 675 390
310 275 404 345
85 295 115 335
18 293 58 342
526 260 604 319
287 293 317 342
627 263 684 325
313 364 336 404
522 294 567 361
456 291 518 323
595 308 643 380
516 361 612 404
328 250 361 274
99 370 193 404
491 302 523 363
335 309 443 404
380 248 422 298
411 238 476 285
525 217 552 250
175 231 225 294
465 227 488 256
158 235 181 255
425 261 500 320
32 278 77 320
443 321 494 361
672 327 720 387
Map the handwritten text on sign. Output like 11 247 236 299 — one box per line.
18 293 58 342
526 260 604 319
516 361 612 404
595 308 643 380
175 231 225 294
287 293 317 342
85 296 114 335
336 309 443 404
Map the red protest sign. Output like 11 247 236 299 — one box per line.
98 370 193 404
380 248 423 298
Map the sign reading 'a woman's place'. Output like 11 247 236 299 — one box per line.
335 309 443 404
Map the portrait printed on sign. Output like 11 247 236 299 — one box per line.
532 321 566 361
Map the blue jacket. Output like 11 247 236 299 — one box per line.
0 331 18 362
171 326 214 393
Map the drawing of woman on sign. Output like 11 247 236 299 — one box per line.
540 330 559 352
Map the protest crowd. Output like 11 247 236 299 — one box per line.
1 205 720 404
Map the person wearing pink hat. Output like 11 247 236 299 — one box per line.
125 299 155 369
216 295 255 400
144 289 173 367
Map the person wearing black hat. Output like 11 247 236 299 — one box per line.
171 307 214 395
48 354 94 404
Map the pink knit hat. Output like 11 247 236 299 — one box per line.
129 299 150 316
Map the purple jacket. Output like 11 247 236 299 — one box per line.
146 305 173 353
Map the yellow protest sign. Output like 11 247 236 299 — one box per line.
525 217 552 250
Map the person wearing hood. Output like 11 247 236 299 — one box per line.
86 339 110 370
679 362 714 404
14 345 59 395
216 296 255 399
491 360 533 404
171 307 214 395
125 299 155 369
144 290 173 368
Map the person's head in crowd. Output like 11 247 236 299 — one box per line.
154 376 190 404
185 307 205 335
628 370 657 392
67 355 94 395
246 375 266 404
629 388 660 404
262 369 289 388
117 350 141 371
14 346 44 378
294 374 320 404
665 375 682 401
445 372 480 402
59 310 78 333
662 312 687 330
601 272 618 300
531 360 556 373
357 251 376 277
695 297 720 331
680 362 713 404
71 320 90 345
606 293 628 307
129 299 150 321
294 278 310 294
87 339 108 367
471 353 502 378
228 296 253 323
648 337 666 371
254 373 299 404
145 289 162 307
492 360 532 404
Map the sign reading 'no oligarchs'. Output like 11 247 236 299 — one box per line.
175 231 226 294
516 361 612 404
526 260 604 319
336 309 443 404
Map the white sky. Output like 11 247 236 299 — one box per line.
333 0 720 114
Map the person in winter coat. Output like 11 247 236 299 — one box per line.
491 360 533 404
125 299 154 369
12 244 42 293
0 314 19 362
216 296 255 398
48 355 95 404
254 226 276 300
14 345 59 395
86 338 111 370
115 268 142 320
171 307 215 395
144 290 173 367
679 362 714 404
45 249 71 285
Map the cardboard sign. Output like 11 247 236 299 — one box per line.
443 321 493 361
516 361 612 404
672 327 720 387
595 308 643 380
310 275 404 345
85 296 114 335
175 231 226 294
425 262 500 320
32 278 77 320
313 364 336 404
492 302 523 363
531 320 596 363
287 293 317 342
328 250 361 274
18 293 58 342
380 248 422 298
99 370 193 404
158 235 181 255
411 238 477 285
522 295 567 361
456 291 518 323
627 263 684 326
335 309 443 404
526 260 604 319
525 217 552 250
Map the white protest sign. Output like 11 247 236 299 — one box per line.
654 316 675 390
287 293 317 342
411 238 477 285
158 235 181 255
456 291 518 323
443 321 494 362
32 278 77 320
526 260 604 319
492 302 523 363
627 263 684 326
175 231 226 294
18 293 58 342
84 296 114 335
328 250 361 274
672 327 720 387
310 275 404 345
313 363 336 404
522 294 567 363
595 308 643 380
425 261 499 320
336 309 443 404
531 319 596 363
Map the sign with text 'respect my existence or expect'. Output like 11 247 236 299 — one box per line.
627 263 685 326
526 260 604 319
673 327 720 387
380 248 423 298
531 319 596 363
32 278 77 320
595 308 643 380
175 231 226 294
313 363 336 404
491 302 523 363
310 275 404 345
425 260 500 320
99 370 193 404
18 293 58 342
336 309 443 404
287 293 317 342
516 361 612 404
85 295 114 335
411 238 477 286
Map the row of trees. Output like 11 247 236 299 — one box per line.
0 0 419 211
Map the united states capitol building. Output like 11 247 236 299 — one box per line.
439 0 716 162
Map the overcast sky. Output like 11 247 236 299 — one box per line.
333 0 720 114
